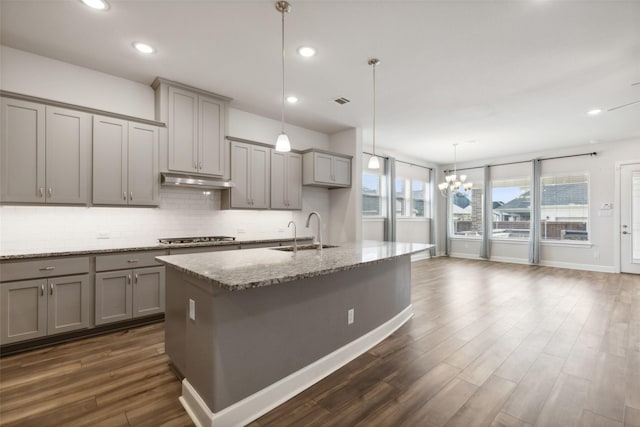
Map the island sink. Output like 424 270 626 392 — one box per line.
271 244 339 252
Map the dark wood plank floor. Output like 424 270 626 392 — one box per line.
1 258 639 426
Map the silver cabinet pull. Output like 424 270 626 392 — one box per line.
50 283 54 295
39 187 44 198
123 191 127 200
134 274 138 284
127 275 132 285
127 259 139 263
193 161 197 170
47 188 52 197
40 283 45 296
198 162 203 170
39 266 56 271
623 231 630 235
129 191 133 201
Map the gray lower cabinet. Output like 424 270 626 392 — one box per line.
0 274 90 345
271 150 302 210
93 115 159 206
95 266 165 325
1 97 89 204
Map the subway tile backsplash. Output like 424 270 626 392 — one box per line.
0 187 329 254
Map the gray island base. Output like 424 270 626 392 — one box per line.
156 240 431 427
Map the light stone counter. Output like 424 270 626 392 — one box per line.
156 240 432 291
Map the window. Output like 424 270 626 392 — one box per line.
540 173 589 241
451 185 483 237
411 180 426 217
363 172 384 216
395 178 406 216
492 177 531 239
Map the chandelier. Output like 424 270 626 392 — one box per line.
438 143 472 196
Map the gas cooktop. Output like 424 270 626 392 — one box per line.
158 236 236 244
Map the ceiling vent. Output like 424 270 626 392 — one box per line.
333 97 351 105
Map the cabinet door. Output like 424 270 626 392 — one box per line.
250 145 271 209
0 98 46 203
128 122 159 206
45 106 89 204
198 95 225 177
230 141 251 208
314 152 334 184
95 270 132 325
0 279 47 344
286 153 302 209
333 156 351 186
168 86 197 173
47 274 89 335
93 116 128 205
270 150 287 209
132 266 165 318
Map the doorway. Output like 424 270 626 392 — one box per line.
621 163 640 274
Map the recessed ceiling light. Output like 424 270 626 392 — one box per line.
297 46 317 58
80 0 109 10
587 109 602 116
133 42 155 54
286 96 299 104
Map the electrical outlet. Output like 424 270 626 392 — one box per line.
237 228 247 234
97 231 110 239
347 308 354 325
189 299 196 321
593 251 600 259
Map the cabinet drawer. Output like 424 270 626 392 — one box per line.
95 250 168 272
0 257 89 282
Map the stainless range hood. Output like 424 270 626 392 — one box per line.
161 172 234 189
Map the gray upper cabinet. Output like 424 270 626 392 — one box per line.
302 149 352 188
223 141 270 209
93 115 159 206
1 98 89 204
271 150 302 210
153 79 230 178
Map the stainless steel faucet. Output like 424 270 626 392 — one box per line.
305 211 323 254
287 220 297 254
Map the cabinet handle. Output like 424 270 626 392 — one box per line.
127 259 140 263
40 283 45 296
127 275 132 285
129 192 133 201
198 162 203 170
39 266 56 271
50 283 54 295
193 161 197 170
123 191 127 200
134 274 138 284
38 187 44 198
47 187 52 197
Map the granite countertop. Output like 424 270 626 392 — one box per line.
0 236 314 261
156 240 433 291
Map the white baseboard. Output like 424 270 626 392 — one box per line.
449 252 483 260
180 305 414 427
411 252 431 262
452 254 616 273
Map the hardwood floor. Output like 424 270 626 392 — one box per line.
1 258 639 426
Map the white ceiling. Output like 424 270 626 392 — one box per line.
1 0 639 164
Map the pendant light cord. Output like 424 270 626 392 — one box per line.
372 61 376 157
281 8 286 134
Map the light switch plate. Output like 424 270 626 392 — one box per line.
189 299 196 321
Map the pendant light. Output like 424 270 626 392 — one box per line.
438 143 472 196
367 58 380 169
275 1 292 152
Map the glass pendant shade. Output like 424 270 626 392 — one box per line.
367 155 380 170
275 133 291 152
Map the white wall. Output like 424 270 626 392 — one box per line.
441 139 640 272
0 46 331 254
328 128 362 243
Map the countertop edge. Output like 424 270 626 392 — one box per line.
0 237 314 261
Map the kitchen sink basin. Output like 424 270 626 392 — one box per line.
271 244 339 252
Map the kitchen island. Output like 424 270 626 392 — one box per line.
157 240 431 427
